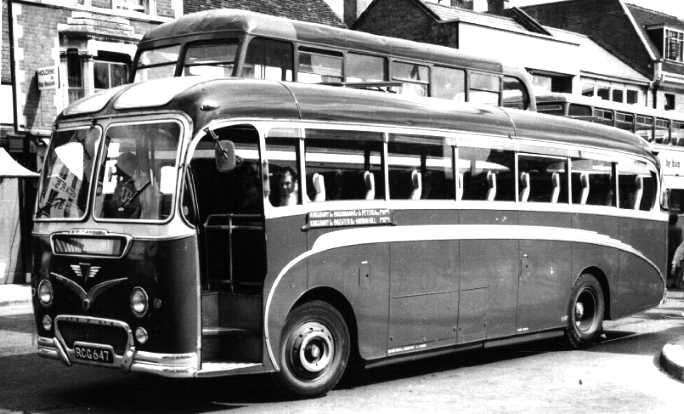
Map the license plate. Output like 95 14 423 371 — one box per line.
73 343 114 364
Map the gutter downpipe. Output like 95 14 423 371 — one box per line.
8 0 19 134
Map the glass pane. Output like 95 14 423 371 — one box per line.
432 66 465 101
612 89 624 102
471 73 500 92
137 45 180 67
392 62 429 82
582 81 594 97
298 49 342 83
266 138 300 206
185 42 237 65
596 85 610 100
346 53 385 82
94 61 110 89
518 155 568 203
93 122 181 220
305 132 383 201
502 76 529 109
111 63 128 87
571 158 615 206
626 90 639 104
537 103 565 116
134 65 176 82
469 90 500 106
36 127 101 219
244 38 293 81
618 160 656 210
388 136 453 200
458 147 515 201
569 104 592 117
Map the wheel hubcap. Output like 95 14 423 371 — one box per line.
292 322 334 374
575 288 598 334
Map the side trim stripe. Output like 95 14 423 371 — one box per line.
263 224 662 370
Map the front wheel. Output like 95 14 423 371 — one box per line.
277 300 350 397
566 273 605 348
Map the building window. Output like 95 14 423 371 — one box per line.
665 93 676 111
66 49 84 103
626 90 639 104
666 29 684 62
112 0 150 13
581 77 645 105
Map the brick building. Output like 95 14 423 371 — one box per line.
1 0 181 283
353 0 649 104
521 0 684 112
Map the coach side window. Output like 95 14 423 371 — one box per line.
432 66 466 102
618 160 657 211
517 155 568 203
298 48 343 83
392 61 429 97
346 53 385 83
469 72 501 106
571 158 615 206
244 38 293 81
502 76 529 110
458 147 515 201
265 136 300 207
304 130 384 201
388 135 454 200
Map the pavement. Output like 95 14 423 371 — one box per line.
1 283 684 381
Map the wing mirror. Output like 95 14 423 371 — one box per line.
215 139 236 173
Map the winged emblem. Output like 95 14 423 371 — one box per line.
50 272 127 310
70 263 101 279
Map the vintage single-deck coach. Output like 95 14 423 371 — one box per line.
33 77 666 397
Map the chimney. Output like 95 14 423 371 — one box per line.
344 0 357 26
450 0 474 9
487 0 509 14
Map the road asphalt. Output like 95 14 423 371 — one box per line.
2 283 684 382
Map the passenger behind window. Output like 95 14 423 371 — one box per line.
272 166 299 207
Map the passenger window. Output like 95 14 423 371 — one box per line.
618 160 657 211
615 112 635 132
392 61 429 97
571 159 615 206
432 66 466 102
502 76 529 110
304 130 383 201
346 53 385 82
594 108 614 126
244 38 293 81
388 135 454 200
298 48 343 83
469 72 501 106
635 115 653 141
656 118 670 144
518 155 568 203
458 147 515 201
265 137 300 207
568 104 592 119
183 41 238 77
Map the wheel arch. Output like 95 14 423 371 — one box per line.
577 266 611 320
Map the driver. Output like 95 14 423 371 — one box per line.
105 152 145 218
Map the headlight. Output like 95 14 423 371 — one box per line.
135 327 149 344
42 315 53 331
37 279 53 307
130 287 149 318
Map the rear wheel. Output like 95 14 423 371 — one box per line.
277 300 350 397
566 273 605 348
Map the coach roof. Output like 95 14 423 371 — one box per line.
59 77 653 160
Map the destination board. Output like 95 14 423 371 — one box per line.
307 209 392 228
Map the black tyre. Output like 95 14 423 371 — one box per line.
566 273 605 349
277 300 350 397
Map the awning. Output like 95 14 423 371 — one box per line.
0 148 38 178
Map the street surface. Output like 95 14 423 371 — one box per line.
1 294 683 414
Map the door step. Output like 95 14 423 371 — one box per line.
196 362 264 378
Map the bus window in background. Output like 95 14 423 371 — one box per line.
594 108 614 126
392 61 429 97
571 158 615 206
636 115 654 141
134 45 180 82
502 76 529 110
672 121 684 146
304 130 383 201
345 53 385 83
568 103 592 120
431 66 466 102
517 155 568 203
615 112 635 132
618 159 657 211
655 118 671 144
470 72 501 106
297 48 343 83
387 135 454 200
243 38 293 81
458 147 515 201
182 41 238 77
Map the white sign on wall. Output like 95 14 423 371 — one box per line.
37 66 58 90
